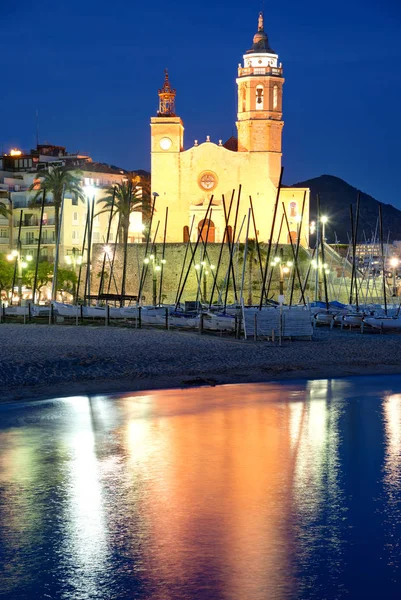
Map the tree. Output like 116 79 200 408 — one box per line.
29 167 86 243
24 261 53 303
0 253 15 299
0 197 11 220
97 173 152 243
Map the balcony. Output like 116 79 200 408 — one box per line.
238 65 283 78
13 218 55 227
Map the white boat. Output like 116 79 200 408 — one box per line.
52 302 81 317
168 312 200 328
314 312 336 325
342 313 365 326
4 306 29 317
202 312 236 332
120 306 140 319
363 316 401 330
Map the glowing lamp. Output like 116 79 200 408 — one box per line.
26 255 33 262
321 215 328 224
65 255 72 265
84 185 95 198
155 265 161 272
286 261 293 267
194 264 200 270
210 264 215 270
20 261 27 269
7 253 14 261
283 266 290 274
12 249 18 257
10 148 22 156
161 258 166 264
390 257 399 268
143 258 149 264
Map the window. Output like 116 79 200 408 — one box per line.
109 232 114 242
26 232 34 244
273 85 278 110
72 197 78 206
256 85 264 110
289 201 297 217
73 211 78 223
93 231 100 242
0 229 8 238
72 230 79 241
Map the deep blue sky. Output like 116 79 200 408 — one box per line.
1 0 400 205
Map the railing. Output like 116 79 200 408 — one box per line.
13 219 55 227
238 65 283 78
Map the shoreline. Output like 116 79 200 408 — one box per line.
1 324 401 404
3 364 401 406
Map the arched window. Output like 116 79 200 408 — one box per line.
242 87 246 112
287 231 298 244
183 225 190 243
256 85 264 110
273 85 278 110
198 219 215 243
226 225 233 244
289 201 297 217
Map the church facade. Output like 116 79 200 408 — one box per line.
150 13 309 246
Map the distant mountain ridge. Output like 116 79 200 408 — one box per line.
290 174 401 244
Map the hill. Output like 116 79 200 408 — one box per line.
290 175 401 244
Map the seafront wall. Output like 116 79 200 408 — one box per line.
91 243 309 305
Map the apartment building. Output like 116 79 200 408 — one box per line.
0 145 146 264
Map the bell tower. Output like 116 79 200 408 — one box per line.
150 70 185 241
236 13 284 184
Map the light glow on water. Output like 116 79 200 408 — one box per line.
1 377 401 599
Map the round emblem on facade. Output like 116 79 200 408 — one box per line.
159 137 172 150
198 171 218 191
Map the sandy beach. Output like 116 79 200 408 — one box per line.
1 323 401 402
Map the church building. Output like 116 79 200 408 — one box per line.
150 13 309 246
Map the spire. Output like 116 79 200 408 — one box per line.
157 69 176 116
246 11 275 54
258 11 264 32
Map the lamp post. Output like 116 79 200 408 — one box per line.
390 257 399 297
321 215 328 243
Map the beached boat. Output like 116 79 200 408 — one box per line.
4 306 29 317
202 311 236 332
342 313 365 326
168 312 200 329
363 316 401 330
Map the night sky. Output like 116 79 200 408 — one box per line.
1 0 400 205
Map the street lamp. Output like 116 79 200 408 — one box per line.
321 215 328 242
390 257 399 297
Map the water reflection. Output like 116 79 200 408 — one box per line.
383 393 401 576
1 377 401 599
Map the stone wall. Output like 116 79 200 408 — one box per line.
91 242 312 305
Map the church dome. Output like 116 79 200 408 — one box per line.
246 12 275 54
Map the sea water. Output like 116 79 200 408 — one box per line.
1 376 401 599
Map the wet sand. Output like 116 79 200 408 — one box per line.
1 323 401 402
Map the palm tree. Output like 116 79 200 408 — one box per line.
97 173 152 242
0 199 11 219
29 167 86 243
97 173 152 305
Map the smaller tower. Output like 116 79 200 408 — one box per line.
158 69 176 116
150 70 185 241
